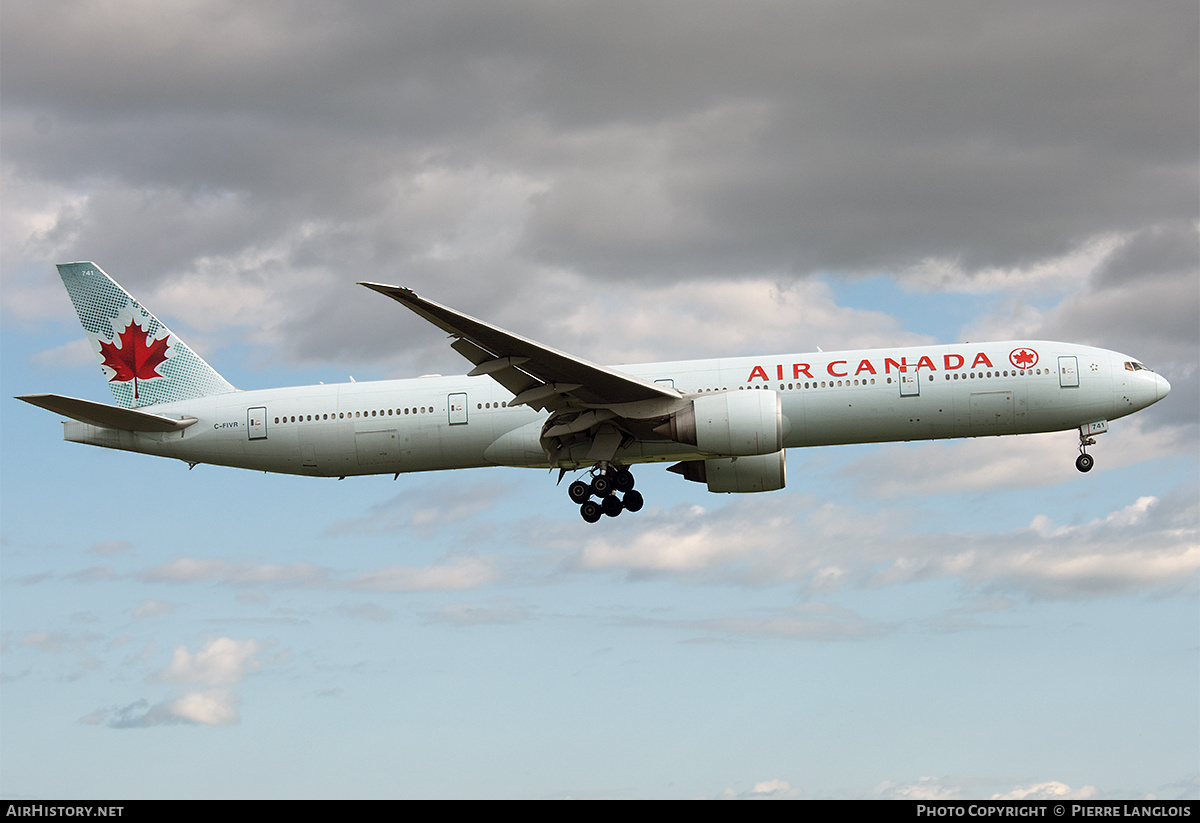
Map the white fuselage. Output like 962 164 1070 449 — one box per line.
62 340 1168 478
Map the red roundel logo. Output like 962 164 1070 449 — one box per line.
1009 347 1038 369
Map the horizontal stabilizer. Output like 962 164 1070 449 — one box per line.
17 393 197 432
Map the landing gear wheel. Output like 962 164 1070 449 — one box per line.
580 500 602 523
614 469 635 492
622 489 644 513
568 480 592 503
591 473 613 497
1075 453 1094 473
602 495 623 517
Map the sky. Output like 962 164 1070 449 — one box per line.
1 0 1197 800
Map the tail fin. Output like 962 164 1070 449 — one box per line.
57 262 235 408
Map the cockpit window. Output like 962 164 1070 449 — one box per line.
1125 361 1152 372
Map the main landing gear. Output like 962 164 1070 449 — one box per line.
568 464 644 523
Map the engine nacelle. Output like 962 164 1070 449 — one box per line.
656 390 783 456
669 451 787 493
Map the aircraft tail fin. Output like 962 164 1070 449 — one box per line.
57 262 235 408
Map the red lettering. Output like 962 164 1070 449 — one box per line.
792 363 812 379
776 364 784 380
972 352 994 368
944 353 964 370
885 357 908 373
916 356 936 371
855 359 877 375
827 360 848 377
748 366 769 382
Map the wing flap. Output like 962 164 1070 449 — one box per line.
17 393 197 432
450 338 541 401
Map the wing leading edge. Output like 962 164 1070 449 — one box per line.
359 282 681 412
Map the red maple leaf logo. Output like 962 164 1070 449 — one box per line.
98 320 170 400
1009 348 1038 369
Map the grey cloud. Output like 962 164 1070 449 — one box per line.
1094 222 1200 288
2 1 1195 372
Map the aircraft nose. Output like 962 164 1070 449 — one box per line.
1156 373 1171 401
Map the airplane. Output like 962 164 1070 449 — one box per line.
19 262 1171 523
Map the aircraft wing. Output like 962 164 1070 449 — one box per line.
359 283 682 412
17 393 198 432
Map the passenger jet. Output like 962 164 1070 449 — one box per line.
19 263 1170 522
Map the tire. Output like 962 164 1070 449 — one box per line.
580 500 602 523
1075 453 1094 473
591 474 613 497
602 494 623 517
622 490 644 513
614 469 634 492
568 480 591 503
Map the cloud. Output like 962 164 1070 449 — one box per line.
132 600 175 620
324 480 507 536
155 637 260 685
720 778 803 799
103 688 240 728
19 631 98 654
868 495 1200 600
900 233 1125 296
873 777 963 800
843 423 1185 499
141 557 332 586
337 603 391 622
344 558 498 592
991 781 1098 800
4 2 1194 382
690 603 892 643
556 490 1199 601
139 555 498 592
64 565 115 582
426 603 529 626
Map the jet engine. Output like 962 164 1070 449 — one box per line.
655 389 783 456
668 451 786 493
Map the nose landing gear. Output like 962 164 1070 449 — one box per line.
1075 422 1105 473
570 464 643 522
